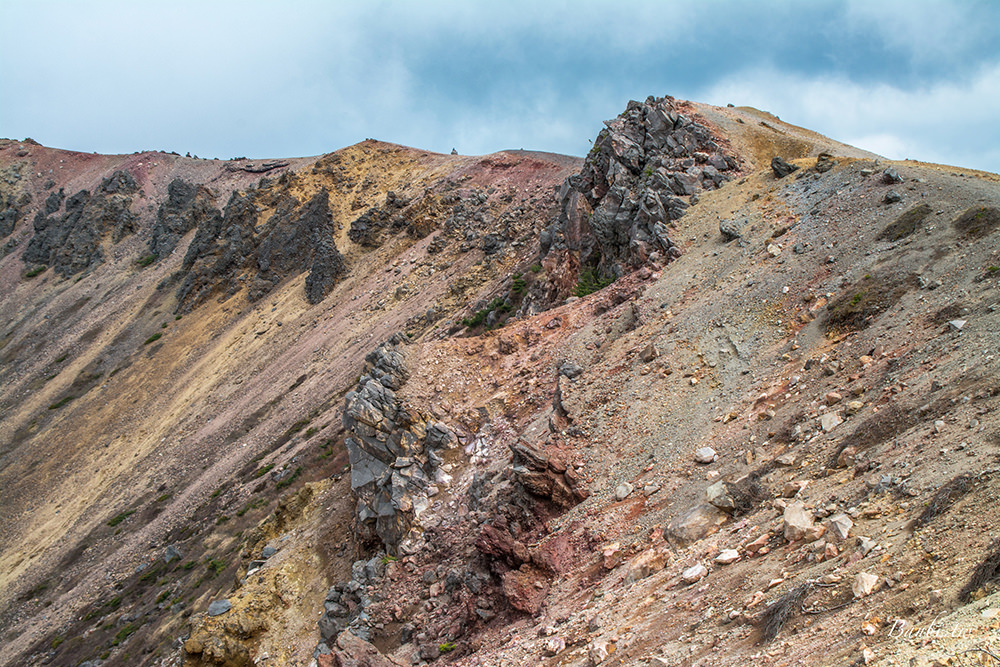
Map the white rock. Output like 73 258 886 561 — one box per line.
853 572 879 598
782 502 815 541
682 563 708 584
820 412 843 432
949 319 966 330
826 513 854 542
715 549 740 565
767 243 781 257
615 482 634 501
694 447 717 464
542 636 565 656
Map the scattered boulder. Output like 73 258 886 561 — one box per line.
715 549 740 565
682 563 708 584
853 572 879 598
668 504 727 545
882 167 903 184
815 153 836 173
694 447 717 464
207 599 232 616
771 156 799 178
706 480 735 512
782 502 815 542
826 513 854 542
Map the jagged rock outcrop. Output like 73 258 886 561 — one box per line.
22 170 139 276
343 334 454 551
539 95 740 286
148 178 221 259
348 191 410 247
176 187 345 308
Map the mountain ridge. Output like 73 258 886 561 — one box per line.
1 97 998 667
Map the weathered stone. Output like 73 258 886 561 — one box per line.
820 412 843 432
668 504 727 545
826 513 854 542
882 168 903 184
715 549 740 565
615 482 634 501
706 481 735 512
624 548 670 583
771 156 799 178
782 502 815 542
694 447 717 464
207 599 232 616
682 563 708 584
852 572 879 598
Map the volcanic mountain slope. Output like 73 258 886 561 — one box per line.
0 96 998 667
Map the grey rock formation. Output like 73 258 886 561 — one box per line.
176 188 344 309
22 171 139 277
771 156 799 178
348 191 409 247
149 179 221 259
343 333 454 549
539 96 739 292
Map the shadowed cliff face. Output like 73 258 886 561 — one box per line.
1 98 999 667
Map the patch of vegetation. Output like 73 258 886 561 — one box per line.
276 466 303 490
511 274 527 295
960 538 1000 602
143 333 162 345
106 510 135 527
210 487 224 498
25 265 47 278
112 623 138 646
304 426 318 438
54 354 68 363
953 206 1000 239
254 463 275 479
462 296 510 329
877 203 932 241
236 498 266 517
155 590 170 604
156 493 171 502
826 272 916 332
139 564 164 584
439 641 457 654
728 463 775 517
216 515 230 525
181 561 197 571
829 404 918 468
136 255 157 267
930 302 965 325
48 395 76 410
915 473 978 529
530 263 542 273
104 595 123 610
285 419 310 436
51 636 64 649
174 314 182 320
206 558 226 577
760 583 811 643
573 268 615 297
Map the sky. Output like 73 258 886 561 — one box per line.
1 1 998 173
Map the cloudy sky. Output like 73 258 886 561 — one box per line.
2 1 998 172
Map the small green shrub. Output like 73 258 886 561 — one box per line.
304 427 318 438
156 493 171 502
136 255 157 267
54 354 68 363
530 263 542 273
112 623 138 646
206 559 226 577
511 275 527 295
155 590 170 604
439 641 456 653
216 515 229 525
143 333 162 345
51 636 64 649
573 268 614 297
181 561 197 571
106 510 135 527
210 487 223 498
25 265 47 278
254 463 274 479
48 395 76 410
276 466 303 490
